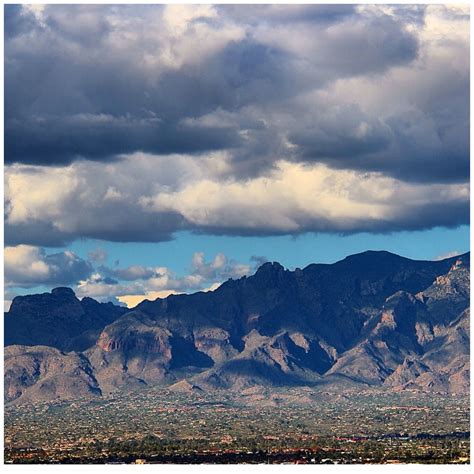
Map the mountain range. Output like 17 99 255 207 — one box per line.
4 250 470 404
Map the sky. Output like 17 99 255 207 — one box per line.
4 4 470 309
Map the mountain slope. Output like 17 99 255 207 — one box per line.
5 287 128 351
4 250 470 402
4 345 101 403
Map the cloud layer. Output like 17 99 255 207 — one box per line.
5 4 469 181
4 4 470 248
5 155 469 246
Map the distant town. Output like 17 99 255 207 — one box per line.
5 388 469 464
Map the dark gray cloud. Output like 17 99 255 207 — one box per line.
288 100 470 183
188 201 469 237
217 4 358 25
4 3 450 182
4 220 72 247
4 199 185 247
99 265 158 281
4 4 38 37
5 114 242 166
288 104 392 159
304 12 419 77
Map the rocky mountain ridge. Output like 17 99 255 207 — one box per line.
4 250 470 403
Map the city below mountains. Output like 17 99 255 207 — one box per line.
4 250 470 404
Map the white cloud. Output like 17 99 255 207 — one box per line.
5 166 80 225
159 4 245 70
5 154 468 248
163 4 217 34
5 245 93 287
141 160 469 234
191 251 250 280
434 251 462 261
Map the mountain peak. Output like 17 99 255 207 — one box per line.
340 250 405 263
255 261 285 273
51 287 76 298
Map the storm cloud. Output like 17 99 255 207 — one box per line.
6 4 467 178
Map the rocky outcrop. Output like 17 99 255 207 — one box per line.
86 311 213 393
5 288 127 351
4 345 101 403
192 330 330 391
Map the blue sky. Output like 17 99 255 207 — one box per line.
4 5 470 308
67 226 470 274
9 226 470 304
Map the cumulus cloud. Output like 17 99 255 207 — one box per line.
101 264 158 281
74 252 255 307
283 5 469 183
191 252 250 280
141 160 469 234
5 155 190 246
3 244 258 307
5 4 246 165
4 245 93 287
5 155 469 247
